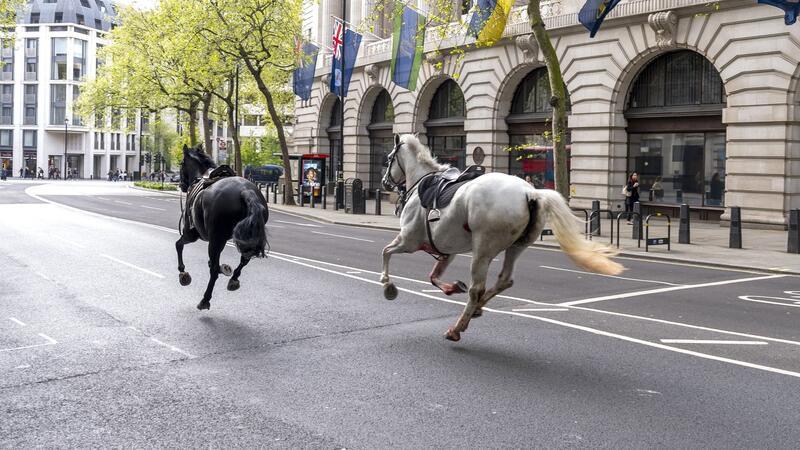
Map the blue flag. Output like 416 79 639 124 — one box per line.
758 0 800 25
391 5 425 91
330 27 362 97
579 0 622 38
293 42 319 101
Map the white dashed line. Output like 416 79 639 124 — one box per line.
511 308 570 312
311 231 374 242
113 200 133 206
139 205 166 211
540 265 683 286
8 317 26 326
275 220 322 228
100 254 165 279
660 339 768 345
150 337 196 359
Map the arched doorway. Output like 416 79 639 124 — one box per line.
368 90 394 190
506 67 570 189
625 50 726 207
425 79 466 169
326 98 342 185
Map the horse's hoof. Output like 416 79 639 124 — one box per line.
383 282 398 301
444 328 461 342
472 308 483 318
179 272 192 286
454 280 468 293
227 279 240 291
197 300 210 310
220 264 232 277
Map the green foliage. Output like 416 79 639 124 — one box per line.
134 181 177 191
240 135 284 167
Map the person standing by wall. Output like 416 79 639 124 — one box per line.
625 172 640 224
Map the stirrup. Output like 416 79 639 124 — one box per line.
427 209 441 223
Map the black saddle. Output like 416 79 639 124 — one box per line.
418 166 485 211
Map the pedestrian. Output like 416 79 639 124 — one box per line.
651 176 664 201
37 167 44 179
624 172 640 224
524 174 534 186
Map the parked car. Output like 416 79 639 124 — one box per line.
168 172 181 183
244 165 283 184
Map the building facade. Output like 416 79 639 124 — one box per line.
293 0 800 227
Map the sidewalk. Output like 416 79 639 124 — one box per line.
268 194 800 275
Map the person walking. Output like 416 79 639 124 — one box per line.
624 172 640 224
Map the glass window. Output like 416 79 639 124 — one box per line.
77 14 85 26
54 12 63 23
370 90 394 124
429 135 466 169
629 51 724 110
50 84 66 125
0 130 12 147
30 13 39 23
94 19 102 30
73 39 87 80
23 130 36 148
243 115 258 126
1 84 13 125
72 85 82 125
628 132 726 207
51 38 67 80
429 80 465 120
80 0 90 7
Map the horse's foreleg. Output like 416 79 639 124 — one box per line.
472 245 527 318
445 253 491 342
429 257 466 296
381 235 406 300
227 256 250 291
175 230 199 286
198 240 225 310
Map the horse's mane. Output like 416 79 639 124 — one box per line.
401 134 448 170
187 146 216 170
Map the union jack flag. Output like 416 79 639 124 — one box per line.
331 20 344 59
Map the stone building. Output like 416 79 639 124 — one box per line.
292 0 800 227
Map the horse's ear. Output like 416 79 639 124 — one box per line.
394 134 400 147
197 144 204 153
182 144 189 154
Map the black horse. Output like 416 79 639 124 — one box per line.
177 144 269 310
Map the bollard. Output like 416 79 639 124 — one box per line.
375 189 382 215
272 183 278 204
322 186 327 210
281 185 286 205
632 201 642 240
591 200 601 236
310 189 315 208
362 188 369 214
299 185 305 207
676 190 683 204
336 181 345 210
679 204 690 244
788 209 799 254
730 206 742 249
333 185 339 211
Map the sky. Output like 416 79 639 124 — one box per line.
113 0 158 10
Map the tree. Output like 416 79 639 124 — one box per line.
528 0 569 198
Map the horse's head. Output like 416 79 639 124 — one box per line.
382 134 406 191
383 134 443 192
179 144 215 192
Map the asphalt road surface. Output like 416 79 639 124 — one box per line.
1 181 799 448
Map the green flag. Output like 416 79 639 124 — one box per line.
391 3 425 91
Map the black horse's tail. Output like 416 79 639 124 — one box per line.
233 189 268 259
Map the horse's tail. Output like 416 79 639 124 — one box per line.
531 189 623 276
233 188 268 259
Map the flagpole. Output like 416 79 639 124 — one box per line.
338 4 345 204
329 14 383 41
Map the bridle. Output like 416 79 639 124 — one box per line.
383 140 406 192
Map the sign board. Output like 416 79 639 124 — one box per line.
646 237 669 246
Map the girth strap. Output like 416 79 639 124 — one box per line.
424 209 449 261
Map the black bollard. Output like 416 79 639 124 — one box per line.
788 209 799 254
272 184 277 204
322 186 327 210
299 185 305 207
679 203 690 244
632 202 642 240
362 188 369 214
333 185 339 211
375 189 382 215
281 185 286 205
310 189 315 208
730 206 742 249
591 200 600 236
336 181 345 210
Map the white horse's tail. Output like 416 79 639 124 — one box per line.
532 190 624 276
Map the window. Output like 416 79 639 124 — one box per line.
51 38 67 80
369 90 394 190
23 130 36 148
72 85 82 125
54 12 63 23
96 44 104 70
426 80 466 169
0 130 11 148
511 68 554 115
428 80 465 120
1 85 12 125
95 109 105 128
1 40 13 81
73 39 87 80
96 0 106 9
217 124 223 136
80 0 91 7
628 51 724 111
461 0 473 15
50 84 66 125
94 19 102 30
243 115 259 126
110 133 116 150
116 133 121 150
25 39 38 80
30 13 39 24
111 108 121 129
77 14 85 26
24 85 36 125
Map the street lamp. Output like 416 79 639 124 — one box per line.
63 117 68 180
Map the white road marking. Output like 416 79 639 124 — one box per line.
100 253 165 279
55 236 86 249
97 197 110 201
275 220 322 228
34 271 52 281
8 317 26 326
660 339 767 345
38 333 57 344
113 200 133 206
346 271 362 274
540 265 683 286
458 254 499 262
0 333 58 353
558 274 786 306
738 295 800 309
311 231 374 242
511 308 570 312
149 337 196 359
139 205 166 211
421 289 441 293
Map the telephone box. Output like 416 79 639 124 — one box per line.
299 154 327 200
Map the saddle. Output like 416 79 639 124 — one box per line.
418 165 485 222
184 165 238 233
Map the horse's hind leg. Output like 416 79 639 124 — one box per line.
198 239 225 310
176 229 199 286
227 256 250 291
445 252 492 342
472 244 526 318
429 257 466 296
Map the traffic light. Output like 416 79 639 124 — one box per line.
144 153 151 164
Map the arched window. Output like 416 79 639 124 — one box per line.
506 68 570 188
368 90 394 190
425 79 466 168
626 51 726 208
326 98 342 184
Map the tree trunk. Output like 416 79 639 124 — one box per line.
187 100 199 147
251 71 296 206
228 78 242 174
528 0 569 199
201 92 213 157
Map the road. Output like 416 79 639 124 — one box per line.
1 180 799 448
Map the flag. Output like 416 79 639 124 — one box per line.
329 25 362 97
758 0 800 25
579 0 622 38
292 40 319 101
391 4 425 91
467 0 514 45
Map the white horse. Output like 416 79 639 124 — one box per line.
380 134 623 342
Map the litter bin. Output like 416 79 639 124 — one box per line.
344 178 365 214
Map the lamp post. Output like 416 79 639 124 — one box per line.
63 117 68 180
138 108 143 181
